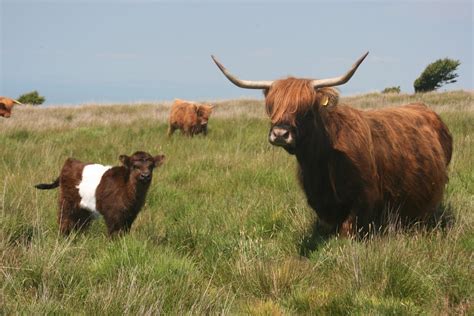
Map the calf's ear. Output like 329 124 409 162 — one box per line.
153 154 165 167
119 155 131 167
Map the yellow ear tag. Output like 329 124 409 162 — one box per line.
321 96 329 106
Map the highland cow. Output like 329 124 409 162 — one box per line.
0 97 23 118
168 99 214 136
212 52 453 236
35 151 165 236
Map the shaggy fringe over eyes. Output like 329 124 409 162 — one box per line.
198 105 213 117
265 77 340 125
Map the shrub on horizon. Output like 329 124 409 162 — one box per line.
382 86 401 94
17 90 45 105
414 58 460 93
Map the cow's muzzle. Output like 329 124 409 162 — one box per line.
269 125 296 148
139 172 152 183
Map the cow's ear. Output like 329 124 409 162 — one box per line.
315 88 339 108
119 155 131 167
153 154 165 167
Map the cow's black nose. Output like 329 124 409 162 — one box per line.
140 173 151 181
271 127 290 140
269 126 295 147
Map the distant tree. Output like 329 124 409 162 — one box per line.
17 90 45 105
414 58 460 93
381 86 401 94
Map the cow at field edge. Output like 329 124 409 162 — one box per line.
212 52 453 236
0 97 24 118
168 99 214 137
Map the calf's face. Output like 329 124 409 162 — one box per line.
197 104 214 128
119 151 165 183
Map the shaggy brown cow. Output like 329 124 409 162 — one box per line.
35 151 165 236
168 99 214 136
212 52 453 236
0 97 24 118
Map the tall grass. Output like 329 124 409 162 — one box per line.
1 91 472 314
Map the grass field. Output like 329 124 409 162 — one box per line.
1 91 473 314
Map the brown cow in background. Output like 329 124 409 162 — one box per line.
0 97 24 118
212 52 453 236
168 99 214 137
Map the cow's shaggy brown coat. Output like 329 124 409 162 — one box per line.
264 78 452 235
168 99 214 136
35 151 165 236
0 97 23 118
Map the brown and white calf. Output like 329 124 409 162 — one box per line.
35 151 165 236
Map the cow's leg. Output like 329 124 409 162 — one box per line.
338 212 357 237
167 124 176 137
339 205 374 238
59 207 95 235
183 126 193 137
59 213 74 235
58 199 76 235
75 208 94 232
103 213 132 237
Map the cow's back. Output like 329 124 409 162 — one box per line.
169 99 198 126
363 103 452 220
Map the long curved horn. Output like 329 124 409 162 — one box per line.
311 52 369 89
13 99 24 105
211 55 273 89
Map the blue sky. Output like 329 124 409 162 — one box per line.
1 0 472 105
